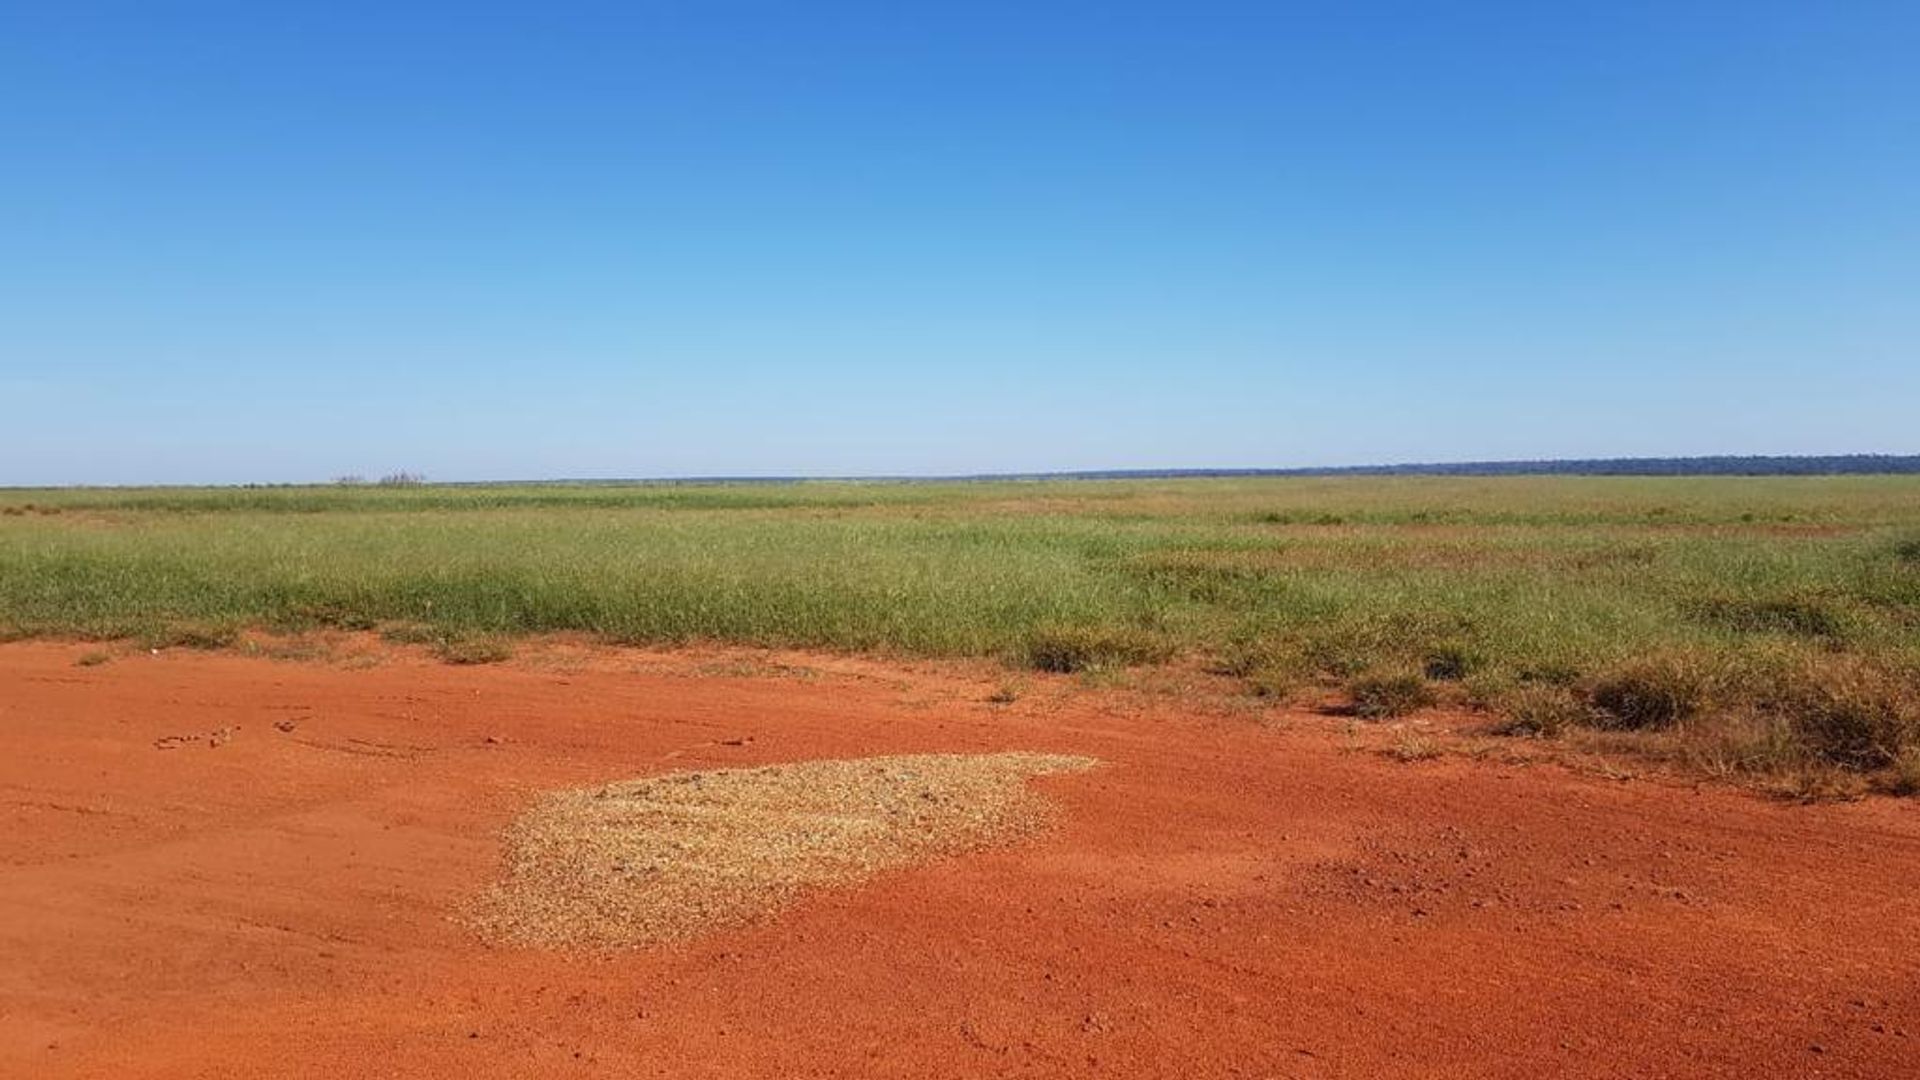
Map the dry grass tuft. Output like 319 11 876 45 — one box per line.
1587 654 1707 730
1348 671 1435 719
435 636 514 665
466 752 1097 948
1381 728 1445 762
1491 684 1591 737
1758 654 1920 769
1022 624 1170 673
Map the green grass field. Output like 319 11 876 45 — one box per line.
5 476 1919 792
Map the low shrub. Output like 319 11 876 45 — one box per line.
1687 592 1846 639
1295 611 1476 679
381 623 443 645
1245 659 1308 699
1022 625 1171 674
1349 672 1435 719
1587 655 1707 730
1671 709 1806 780
1881 747 1920 797
1213 637 1312 699
1383 729 1444 762
1493 685 1590 737
1759 656 1920 769
1422 642 1480 681
1212 636 1274 679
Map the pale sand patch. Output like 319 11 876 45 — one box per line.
466 752 1097 947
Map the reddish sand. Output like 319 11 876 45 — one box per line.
2 641 1916 1079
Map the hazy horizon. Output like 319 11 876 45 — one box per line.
5 452 1920 491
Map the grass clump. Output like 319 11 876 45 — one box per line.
1348 672 1435 719
380 623 443 645
1587 655 1708 731
1243 661 1307 700
280 601 379 632
144 623 243 650
1290 612 1477 680
1881 748 1920 796
379 622 512 664
1214 637 1315 699
435 636 514 665
1491 685 1590 737
1022 624 1170 674
1687 592 1847 639
1757 656 1920 770
1382 729 1445 762
1495 650 1920 797
1422 642 1480 681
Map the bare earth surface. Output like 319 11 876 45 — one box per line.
2 640 1917 1079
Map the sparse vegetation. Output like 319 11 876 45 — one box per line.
144 623 243 651
1686 592 1848 638
1587 655 1707 731
434 636 514 665
1022 624 1170 674
1349 672 1435 719
1422 643 1479 681
1382 728 1445 762
1757 655 1919 769
1491 685 1590 737
1883 747 1920 796
4 475 1920 791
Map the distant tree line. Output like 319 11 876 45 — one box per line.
1274 451 1920 472
988 455 1920 480
298 456 1920 488
331 472 427 486
1263 455 1920 477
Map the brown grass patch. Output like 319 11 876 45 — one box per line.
1348 671 1435 719
1021 625 1170 673
1586 654 1708 730
465 752 1097 948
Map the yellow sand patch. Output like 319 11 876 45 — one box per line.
466 752 1096 948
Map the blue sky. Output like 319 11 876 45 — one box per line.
2 2 1915 484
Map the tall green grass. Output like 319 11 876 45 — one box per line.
4 477 1916 661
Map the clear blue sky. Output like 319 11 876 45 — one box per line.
3 2 1915 484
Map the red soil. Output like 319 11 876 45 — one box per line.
2 641 1916 1078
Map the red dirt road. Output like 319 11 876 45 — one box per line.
3 641 1917 1078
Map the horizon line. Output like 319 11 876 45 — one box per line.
10 453 1920 490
